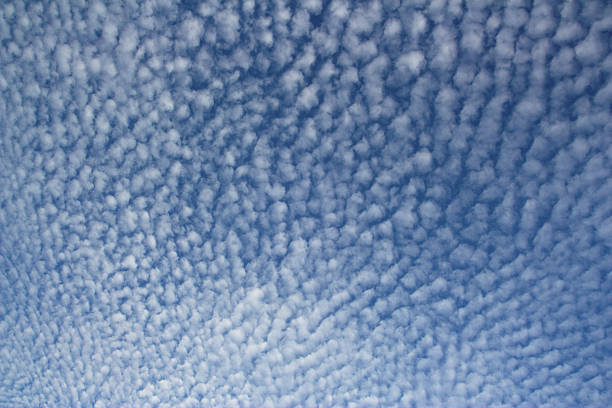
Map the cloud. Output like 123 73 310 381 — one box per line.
1 0 612 407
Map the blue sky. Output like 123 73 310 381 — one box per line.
1 0 612 406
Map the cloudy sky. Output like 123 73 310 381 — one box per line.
1 0 612 406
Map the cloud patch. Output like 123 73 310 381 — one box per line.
1 0 612 407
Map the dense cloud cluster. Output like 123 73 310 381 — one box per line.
1 0 612 406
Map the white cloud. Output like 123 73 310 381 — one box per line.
297 84 319 111
181 17 203 48
215 10 240 44
1 1 611 407
118 25 139 54
396 51 425 75
418 201 441 221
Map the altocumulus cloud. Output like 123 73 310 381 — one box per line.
1 0 612 407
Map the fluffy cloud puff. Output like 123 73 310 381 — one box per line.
1 0 611 407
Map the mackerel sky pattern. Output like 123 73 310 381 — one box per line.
1 0 612 407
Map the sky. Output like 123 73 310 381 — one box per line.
0 0 611 407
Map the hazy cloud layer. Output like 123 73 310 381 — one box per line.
1 0 611 406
